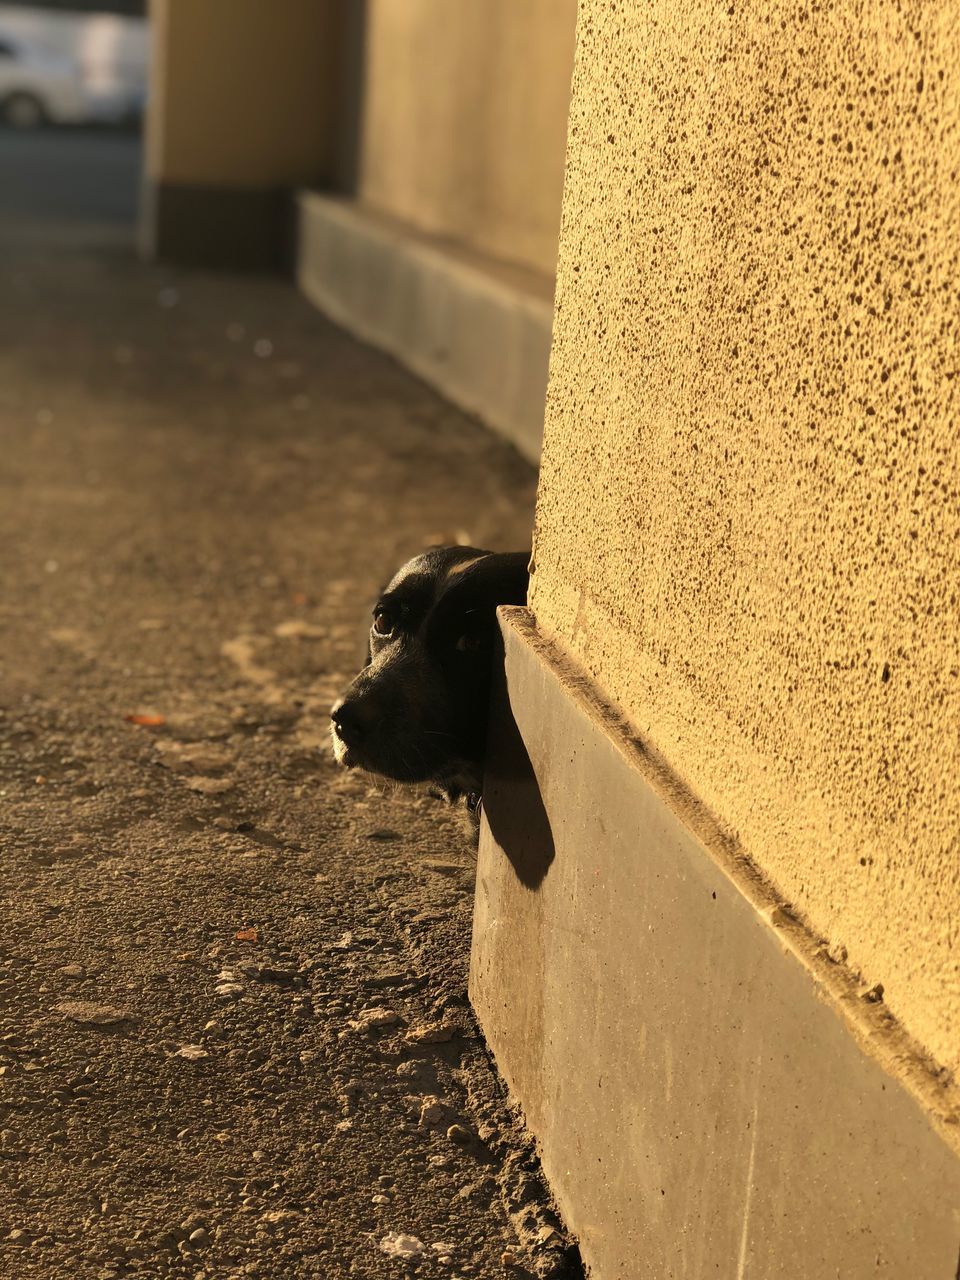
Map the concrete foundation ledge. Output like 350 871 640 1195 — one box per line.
470 606 960 1280
294 192 554 462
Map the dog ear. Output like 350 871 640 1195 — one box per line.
464 551 530 608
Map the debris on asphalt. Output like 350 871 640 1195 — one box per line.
379 1232 427 1258
174 1044 208 1060
405 1021 459 1045
55 1002 135 1027
154 740 234 774
185 774 235 795
348 1006 402 1033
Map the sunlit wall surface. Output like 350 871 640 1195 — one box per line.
531 0 960 1078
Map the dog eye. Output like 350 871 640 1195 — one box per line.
455 633 484 653
372 610 394 637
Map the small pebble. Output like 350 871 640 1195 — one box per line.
536 1226 563 1247
419 1096 451 1127
349 1007 400 1033
396 1061 430 1080
405 1023 457 1046
186 775 234 796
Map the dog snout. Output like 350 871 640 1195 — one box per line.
330 696 377 748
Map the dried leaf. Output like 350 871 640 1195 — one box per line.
124 713 166 727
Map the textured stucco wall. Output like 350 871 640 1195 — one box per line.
531 1 960 1075
355 0 577 278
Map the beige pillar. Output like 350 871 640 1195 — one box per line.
471 0 960 1274
142 0 340 268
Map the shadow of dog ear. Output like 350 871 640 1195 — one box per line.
480 631 555 888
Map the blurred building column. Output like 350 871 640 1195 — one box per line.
141 0 340 269
293 0 577 462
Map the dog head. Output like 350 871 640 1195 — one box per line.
330 546 529 805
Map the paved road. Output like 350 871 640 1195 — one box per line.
0 126 141 245
0 132 577 1279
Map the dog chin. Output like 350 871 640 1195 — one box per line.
331 726 477 794
330 726 434 784
330 725 353 767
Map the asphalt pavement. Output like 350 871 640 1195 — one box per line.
0 126 579 1280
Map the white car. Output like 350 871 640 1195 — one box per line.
0 30 138 127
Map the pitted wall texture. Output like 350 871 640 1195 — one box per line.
355 0 577 278
531 2 960 1075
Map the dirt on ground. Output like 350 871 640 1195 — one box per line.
0 197 580 1278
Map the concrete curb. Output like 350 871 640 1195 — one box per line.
295 192 553 463
471 606 960 1279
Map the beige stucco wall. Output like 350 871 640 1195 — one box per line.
355 0 577 279
146 0 339 187
531 1 960 1077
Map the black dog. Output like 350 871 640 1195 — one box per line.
330 546 529 813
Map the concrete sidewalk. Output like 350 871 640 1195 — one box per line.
0 143 578 1278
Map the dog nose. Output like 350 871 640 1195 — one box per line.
331 698 375 747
